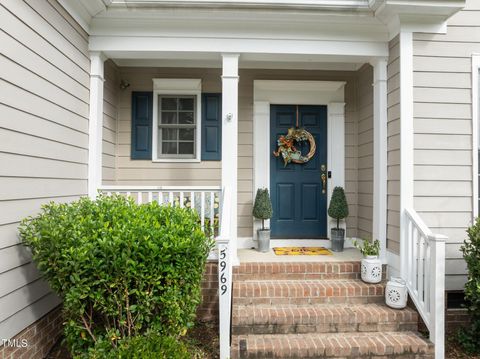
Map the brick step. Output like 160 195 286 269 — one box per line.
233 262 363 281
233 279 385 305
231 332 434 359
232 303 418 335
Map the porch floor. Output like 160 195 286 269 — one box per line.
237 248 362 263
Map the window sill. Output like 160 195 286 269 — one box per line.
152 158 201 163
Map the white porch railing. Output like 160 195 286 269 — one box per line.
99 185 221 234
404 207 446 359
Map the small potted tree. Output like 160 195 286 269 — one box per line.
354 239 382 284
252 188 273 253
327 186 349 252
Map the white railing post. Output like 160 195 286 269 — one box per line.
217 238 231 359
430 234 446 359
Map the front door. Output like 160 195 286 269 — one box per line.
270 105 328 239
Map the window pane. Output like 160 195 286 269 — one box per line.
179 98 194 111
179 142 194 155
161 112 177 124
162 128 177 140
179 112 194 124
179 128 194 141
162 142 177 155
161 97 177 110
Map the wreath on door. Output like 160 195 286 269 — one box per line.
273 106 316 166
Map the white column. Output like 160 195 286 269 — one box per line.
327 102 346 236
370 58 388 263
399 31 414 279
88 52 107 198
221 54 240 264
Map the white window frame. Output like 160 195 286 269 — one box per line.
472 55 480 219
152 79 202 162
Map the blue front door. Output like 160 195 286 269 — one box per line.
270 105 328 239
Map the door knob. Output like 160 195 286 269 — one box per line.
321 173 327 194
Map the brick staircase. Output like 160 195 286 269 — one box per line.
231 262 433 358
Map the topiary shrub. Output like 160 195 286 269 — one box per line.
327 186 349 229
252 188 273 230
458 218 480 354
19 195 214 357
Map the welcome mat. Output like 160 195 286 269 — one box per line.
273 247 333 256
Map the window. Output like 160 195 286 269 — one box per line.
158 96 196 159
152 79 202 162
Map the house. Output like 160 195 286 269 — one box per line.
0 0 478 358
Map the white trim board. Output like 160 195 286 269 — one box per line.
238 237 358 250
472 54 480 221
253 80 346 242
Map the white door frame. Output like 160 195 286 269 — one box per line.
252 80 346 242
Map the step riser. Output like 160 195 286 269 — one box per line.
234 351 434 359
234 296 384 305
233 322 418 335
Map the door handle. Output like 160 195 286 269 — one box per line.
321 173 327 194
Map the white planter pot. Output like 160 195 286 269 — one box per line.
360 255 382 284
385 277 408 309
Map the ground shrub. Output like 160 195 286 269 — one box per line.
88 334 190 359
19 195 214 357
458 218 480 354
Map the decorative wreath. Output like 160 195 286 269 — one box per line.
273 127 316 166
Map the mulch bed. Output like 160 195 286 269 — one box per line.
446 334 480 359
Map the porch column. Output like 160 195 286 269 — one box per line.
88 52 107 198
221 54 240 263
370 58 388 263
399 31 414 279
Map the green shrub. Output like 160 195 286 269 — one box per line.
458 218 480 354
327 187 349 229
19 195 214 357
88 334 190 359
252 188 273 230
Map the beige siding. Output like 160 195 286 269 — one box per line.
0 0 89 339
102 61 120 185
116 68 359 238
387 35 401 254
356 64 374 239
412 0 480 289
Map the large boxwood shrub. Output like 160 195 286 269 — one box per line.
458 217 480 354
19 195 214 357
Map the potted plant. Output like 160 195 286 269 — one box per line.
327 186 349 252
252 188 273 253
354 239 382 284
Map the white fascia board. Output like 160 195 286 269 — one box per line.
108 0 370 11
59 0 109 33
90 36 388 58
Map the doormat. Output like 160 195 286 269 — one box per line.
273 247 333 256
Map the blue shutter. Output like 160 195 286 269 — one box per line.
201 93 222 161
131 92 153 160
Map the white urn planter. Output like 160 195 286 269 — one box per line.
360 255 382 284
385 277 408 309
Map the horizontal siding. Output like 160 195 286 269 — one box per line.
0 0 89 339
356 64 373 239
412 0 480 290
387 35 401 254
102 61 119 185
116 67 359 238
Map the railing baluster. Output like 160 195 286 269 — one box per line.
148 191 153 203
412 227 418 292
180 192 184 208
159 191 163 204
210 191 215 233
137 192 142 204
190 191 194 210
169 192 174 206
201 191 205 230
418 236 425 305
